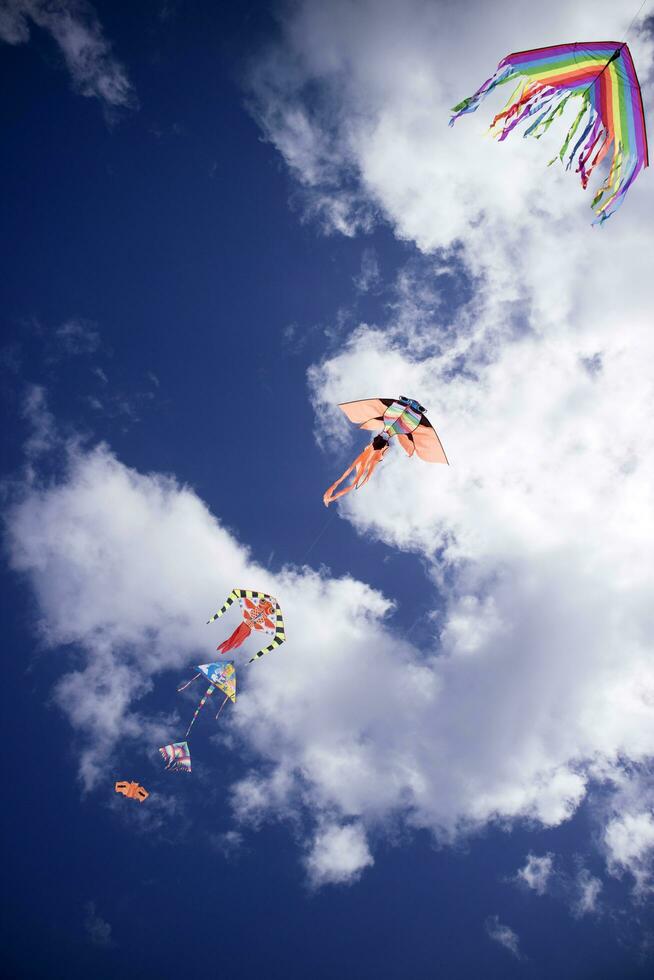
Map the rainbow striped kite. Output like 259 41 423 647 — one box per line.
450 42 648 223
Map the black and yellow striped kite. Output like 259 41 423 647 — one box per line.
207 588 286 663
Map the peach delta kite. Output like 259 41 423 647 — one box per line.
323 396 448 506
449 41 648 223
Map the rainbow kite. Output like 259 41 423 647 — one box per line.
450 42 648 222
159 741 192 774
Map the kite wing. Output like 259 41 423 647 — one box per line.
397 434 415 457
411 417 449 464
338 398 393 429
450 41 648 222
207 589 240 624
247 597 286 663
159 741 192 773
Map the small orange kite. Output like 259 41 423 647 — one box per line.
115 780 149 802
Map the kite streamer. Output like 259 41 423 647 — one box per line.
450 42 648 222
180 661 237 737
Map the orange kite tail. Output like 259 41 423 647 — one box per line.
323 444 387 506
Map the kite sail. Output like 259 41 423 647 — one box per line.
159 741 192 773
179 660 237 737
449 41 648 222
115 780 149 802
207 589 286 662
323 395 448 506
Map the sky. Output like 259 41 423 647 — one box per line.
1 1 654 977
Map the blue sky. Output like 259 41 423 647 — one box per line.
2 1 654 978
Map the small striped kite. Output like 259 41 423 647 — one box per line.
159 740 192 773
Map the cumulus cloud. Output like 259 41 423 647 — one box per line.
5 396 648 892
21 384 57 461
353 246 381 293
516 853 554 896
305 822 374 885
573 868 603 917
248 0 652 247
84 901 112 947
6 435 254 789
0 0 136 110
5 0 654 896
55 318 101 356
485 915 521 958
210 829 244 860
239 0 654 883
513 852 603 917
605 810 654 895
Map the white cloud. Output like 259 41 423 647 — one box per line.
210 829 244 859
573 868 603 917
605 811 654 895
305 822 373 885
84 901 112 947
240 0 654 885
21 384 57 461
353 246 381 293
516 853 554 896
485 915 521 958
5 0 654 896
5 368 654 889
514 853 603 916
0 0 136 110
55 318 100 355
248 0 653 246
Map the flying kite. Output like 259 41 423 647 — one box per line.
178 660 237 737
115 780 149 802
207 589 286 662
323 395 448 506
449 41 648 222
159 741 192 773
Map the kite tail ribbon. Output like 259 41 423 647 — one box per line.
185 686 214 738
215 695 229 720
177 672 201 693
449 61 515 125
217 621 251 653
323 443 387 507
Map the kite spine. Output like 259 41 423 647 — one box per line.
185 685 215 738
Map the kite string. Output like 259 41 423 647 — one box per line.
576 0 649 110
298 509 336 564
624 0 649 42
177 672 201 692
